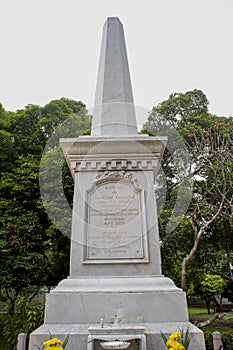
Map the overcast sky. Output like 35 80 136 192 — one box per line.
1 0 233 125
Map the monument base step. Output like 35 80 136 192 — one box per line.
29 322 206 350
44 277 189 324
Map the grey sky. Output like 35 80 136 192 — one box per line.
1 0 233 126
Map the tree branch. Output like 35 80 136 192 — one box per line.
208 269 233 283
196 313 225 328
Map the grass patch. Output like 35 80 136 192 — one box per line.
188 307 214 316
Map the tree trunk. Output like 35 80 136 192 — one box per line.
204 297 211 314
181 199 225 292
8 295 17 313
213 295 222 313
5 289 18 313
181 229 202 291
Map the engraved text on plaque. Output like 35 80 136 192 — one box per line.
83 173 148 263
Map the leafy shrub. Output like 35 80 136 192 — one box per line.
2 296 44 344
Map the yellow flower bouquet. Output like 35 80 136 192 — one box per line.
35 335 69 350
161 329 190 350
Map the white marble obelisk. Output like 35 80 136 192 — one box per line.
29 17 206 350
91 17 137 136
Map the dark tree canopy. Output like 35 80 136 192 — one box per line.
0 98 91 310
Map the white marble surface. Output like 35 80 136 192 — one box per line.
45 276 189 324
29 322 206 350
52 276 181 292
60 136 167 179
84 175 148 263
91 18 137 136
68 168 162 276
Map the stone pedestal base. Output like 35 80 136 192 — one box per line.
29 277 206 349
43 276 189 324
29 322 206 350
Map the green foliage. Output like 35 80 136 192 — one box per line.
160 210 194 287
2 296 44 344
143 89 209 131
0 97 91 310
200 274 226 295
143 89 233 292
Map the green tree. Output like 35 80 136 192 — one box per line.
180 118 232 291
143 90 233 293
144 89 208 128
0 98 91 310
197 274 226 313
0 103 16 173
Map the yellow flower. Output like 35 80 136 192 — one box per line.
161 329 190 350
169 332 182 341
166 335 185 350
43 338 63 349
166 339 185 350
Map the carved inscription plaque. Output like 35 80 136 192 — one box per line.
84 174 148 263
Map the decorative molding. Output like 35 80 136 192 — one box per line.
95 171 138 187
70 159 158 172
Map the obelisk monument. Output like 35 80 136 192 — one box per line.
29 17 206 350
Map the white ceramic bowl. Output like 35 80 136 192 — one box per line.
100 341 130 349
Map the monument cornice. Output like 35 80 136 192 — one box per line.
60 135 167 177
